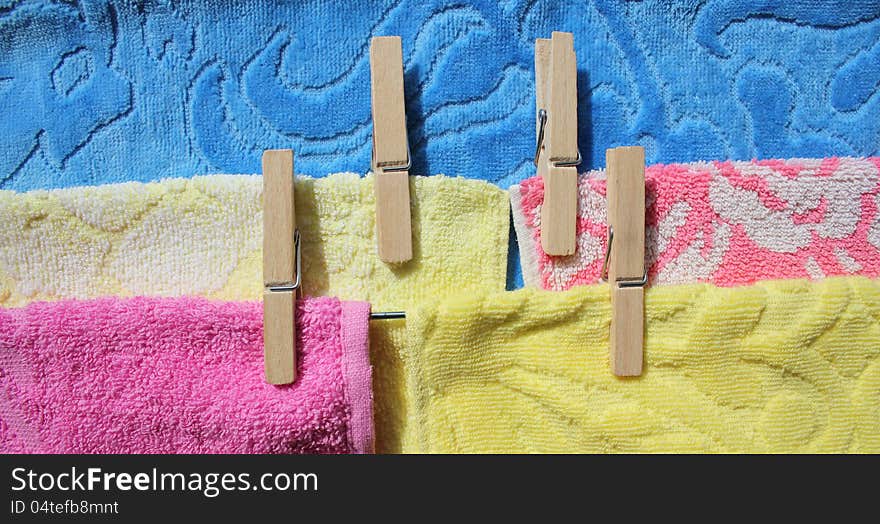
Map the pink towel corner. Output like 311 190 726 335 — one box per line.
513 157 880 290
0 296 374 454
340 301 373 454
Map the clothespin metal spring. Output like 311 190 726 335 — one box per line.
534 109 582 168
267 229 301 294
373 133 412 174
599 226 648 287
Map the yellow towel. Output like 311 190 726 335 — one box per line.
404 277 880 453
0 173 510 452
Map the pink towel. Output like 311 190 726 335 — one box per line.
511 157 880 290
0 296 373 454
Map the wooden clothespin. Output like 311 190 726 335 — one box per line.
262 149 299 385
370 36 413 264
534 31 579 256
603 146 646 377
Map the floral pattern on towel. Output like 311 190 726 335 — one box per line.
513 157 880 290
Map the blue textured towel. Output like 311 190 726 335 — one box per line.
2 0 879 193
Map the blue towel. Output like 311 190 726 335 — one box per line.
1 0 878 193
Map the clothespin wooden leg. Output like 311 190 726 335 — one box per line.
606 146 646 377
535 32 578 256
374 170 412 263
263 149 297 385
540 164 577 256
370 36 413 264
263 290 295 385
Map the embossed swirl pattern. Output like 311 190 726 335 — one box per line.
1 1 878 191
405 279 880 453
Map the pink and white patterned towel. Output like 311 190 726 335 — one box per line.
511 157 880 291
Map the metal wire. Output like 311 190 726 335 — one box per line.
600 225 647 288
533 108 582 168
267 229 302 294
369 311 406 320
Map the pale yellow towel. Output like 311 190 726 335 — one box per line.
404 277 880 453
0 173 510 452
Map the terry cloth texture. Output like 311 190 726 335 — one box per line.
0 296 373 454
0 173 510 453
1 2 879 192
404 277 880 453
511 157 880 290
